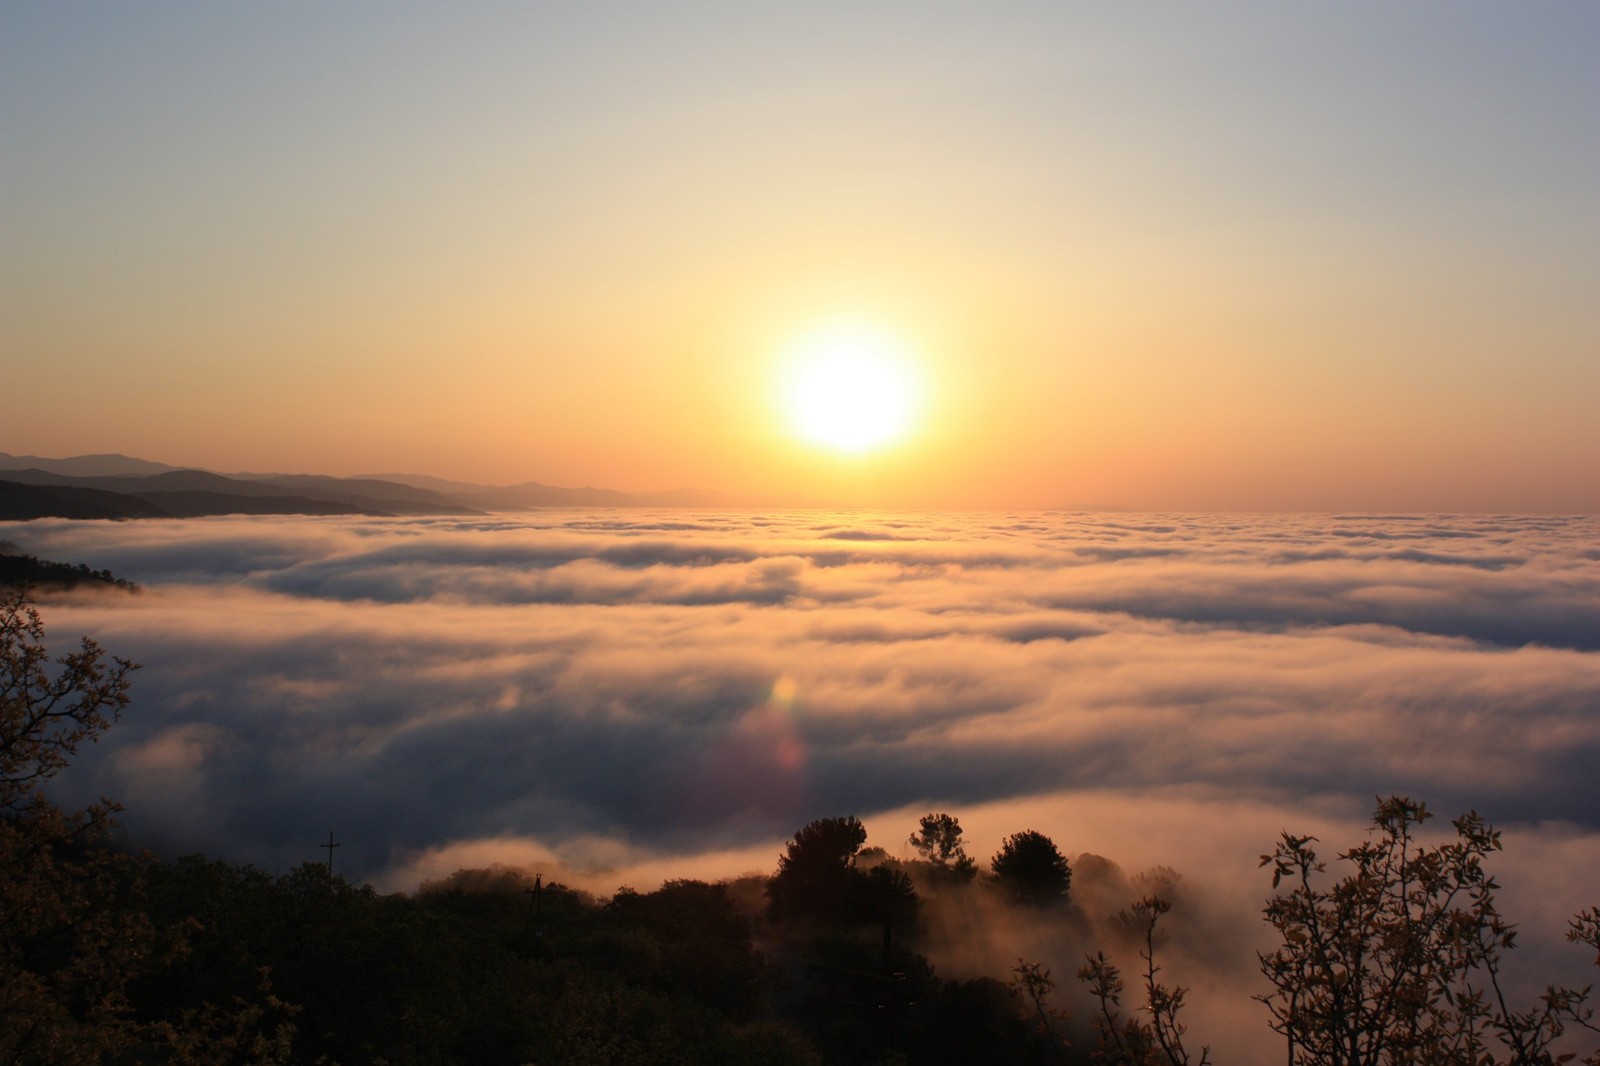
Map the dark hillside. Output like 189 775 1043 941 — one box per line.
0 479 169 520
2 467 478 516
0 478 381 519
255 473 484 515
129 490 381 517
0 468 307 497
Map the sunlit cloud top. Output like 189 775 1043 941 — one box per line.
10 510 1595 877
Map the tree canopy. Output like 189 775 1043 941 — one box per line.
766 815 868 923
909 811 977 880
1079 796 1600 1066
1 586 136 810
992 829 1072 907
1 587 153 1061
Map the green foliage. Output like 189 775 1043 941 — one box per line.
992 829 1072 907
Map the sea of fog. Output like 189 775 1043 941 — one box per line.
7 510 1598 1055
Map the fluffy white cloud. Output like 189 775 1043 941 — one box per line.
8 511 1597 1012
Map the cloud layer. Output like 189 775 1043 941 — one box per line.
9 511 1598 1009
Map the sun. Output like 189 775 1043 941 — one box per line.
778 321 921 454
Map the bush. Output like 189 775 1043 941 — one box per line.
992 829 1071 907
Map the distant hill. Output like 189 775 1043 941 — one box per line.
128 490 379 518
363 472 799 510
2 468 311 497
356 472 633 507
1 452 813 513
0 467 483 519
247 474 480 516
0 479 170 520
0 451 184 478
0 477 381 521
467 482 761 509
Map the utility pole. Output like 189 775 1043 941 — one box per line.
881 915 905 1054
523 874 544 958
321 830 341 876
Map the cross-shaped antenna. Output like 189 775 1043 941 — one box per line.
524 874 544 957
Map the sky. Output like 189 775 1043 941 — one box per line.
12 509 1600 1057
3 3 1597 510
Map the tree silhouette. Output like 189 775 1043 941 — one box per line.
607 879 764 1016
0 587 152 1061
1079 897 1210 1065
909 812 977 881
992 830 1071 907
767 816 868 923
1 586 136 810
850 863 920 931
1079 796 1600 1065
1258 796 1599 1064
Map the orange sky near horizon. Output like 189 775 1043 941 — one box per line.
3 3 1596 511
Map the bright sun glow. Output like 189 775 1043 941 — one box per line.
778 321 921 454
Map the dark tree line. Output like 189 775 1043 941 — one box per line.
0 548 139 592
